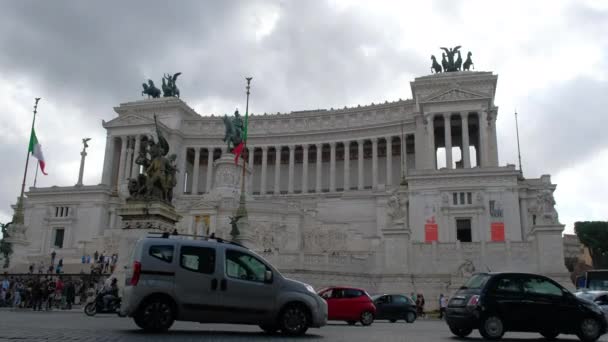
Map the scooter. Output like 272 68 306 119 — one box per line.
84 292 125 317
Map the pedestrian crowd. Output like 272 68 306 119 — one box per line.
0 273 109 311
28 250 118 276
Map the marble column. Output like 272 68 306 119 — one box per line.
248 146 255 168
444 114 453 169
176 146 187 195
206 148 214 192
343 142 350 191
116 136 128 184
461 113 471 168
428 115 436 169
302 145 309 193
101 134 115 186
261 146 268 195
401 135 407 179
386 137 392 187
329 142 336 192
357 139 364 190
315 143 323 193
191 147 200 194
371 138 378 189
274 146 281 195
479 111 488 167
124 137 133 179
130 135 141 179
288 145 295 194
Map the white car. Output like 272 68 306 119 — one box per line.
120 235 327 335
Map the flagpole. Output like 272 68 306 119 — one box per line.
33 164 39 188
12 98 40 225
235 77 252 230
514 109 523 176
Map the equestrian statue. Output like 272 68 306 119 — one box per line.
140 72 182 99
142 79 161 98
222 109 244 152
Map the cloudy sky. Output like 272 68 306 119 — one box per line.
0 0 607 233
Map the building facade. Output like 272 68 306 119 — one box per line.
10 70 569 308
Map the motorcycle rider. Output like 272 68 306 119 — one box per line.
102 278 118 310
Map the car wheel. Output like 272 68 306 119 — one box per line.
259 325 279 334
84 303 96 316
577 317 601 342
389 319 397 323
479 315 505 340
134 298 175 332
279 303 309 336
540 329 559 340
449 325 473 338
360 311 374 326
405 311 417 323
347 320 357 326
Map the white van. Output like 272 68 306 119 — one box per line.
120 234 327 336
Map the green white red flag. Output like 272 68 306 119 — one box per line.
28 127 47 175
233 109 248 165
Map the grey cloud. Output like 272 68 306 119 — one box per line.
517 77 608 177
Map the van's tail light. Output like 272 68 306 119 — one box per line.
467 295 480 307
130 261 141 286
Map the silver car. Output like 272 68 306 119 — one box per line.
576 290 608 318
120 235 327 335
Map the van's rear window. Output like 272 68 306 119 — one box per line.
462 274 491 289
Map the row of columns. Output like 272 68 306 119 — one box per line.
103 134 144 189
427 111 488 169
184 136 406 196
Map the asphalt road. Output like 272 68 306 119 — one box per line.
0 310 607 341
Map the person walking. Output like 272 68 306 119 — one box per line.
416 293 426 319
50 250 57 265
12 281 23 309
65 280 75 310
439 294 448 319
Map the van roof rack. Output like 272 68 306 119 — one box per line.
146 231 248 249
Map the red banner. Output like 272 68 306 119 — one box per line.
491 222 505 242
425 223 438 242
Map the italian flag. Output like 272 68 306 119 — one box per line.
233 109 248 165
28 127 47 175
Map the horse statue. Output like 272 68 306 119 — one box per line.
441 53 449 72
455 51 463 71
141 79 161 98
431 55 442 74
162 72 182 98
463 51 474 71
440 45 462 72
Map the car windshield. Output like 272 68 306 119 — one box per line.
461 274 491 289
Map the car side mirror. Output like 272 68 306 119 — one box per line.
264 270 273 283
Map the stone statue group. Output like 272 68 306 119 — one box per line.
128 115 178 203
141 72 182 98
431 46 474 73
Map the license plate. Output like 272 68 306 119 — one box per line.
450 299 464 306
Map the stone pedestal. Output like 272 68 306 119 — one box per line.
531 224 569 274
210 153 252 202
381 219 411 274
113 201 181 292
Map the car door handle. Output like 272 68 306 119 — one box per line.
211 279 218 291
220 279 227 291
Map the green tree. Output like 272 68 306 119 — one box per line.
575 221 608 269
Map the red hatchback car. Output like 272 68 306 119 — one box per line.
318 287 376 326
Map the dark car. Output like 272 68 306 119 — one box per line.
372 294 417 323
445 272 607 341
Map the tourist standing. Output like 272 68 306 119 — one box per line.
416 293 426 319
94 251 99 264
50 250 56 265
13 280 23 308
31 280 42 311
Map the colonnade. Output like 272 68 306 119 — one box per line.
181 135 409 196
